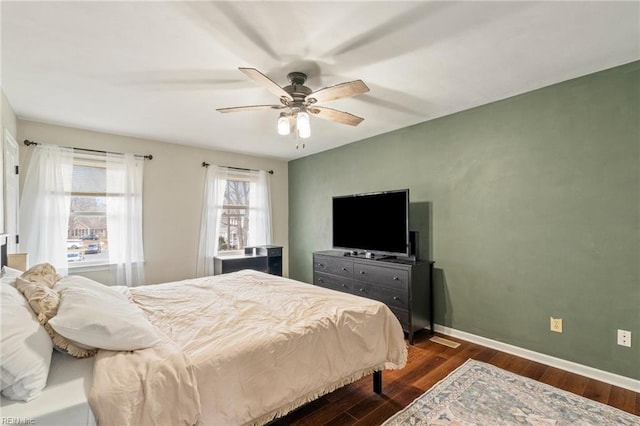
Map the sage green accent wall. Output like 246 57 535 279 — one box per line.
289 61 639 380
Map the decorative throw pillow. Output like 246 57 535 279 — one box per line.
50 275 162 351
15 277 59 319
0 280 53 401
17 268 96 359
19 263 61 288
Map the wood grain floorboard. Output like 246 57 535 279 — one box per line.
271 332 640 425
518 360 547 381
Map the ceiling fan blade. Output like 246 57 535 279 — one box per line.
239 68 293 102
217 105 285 113
309 106 364 126
308 80 370 104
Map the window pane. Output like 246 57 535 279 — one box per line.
218 179 250 252
224 180 249 206
219 208 248 251
72 164 106 194
68 161 109 266
70 195 106 214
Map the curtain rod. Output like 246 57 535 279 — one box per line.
202 162 273 175
23 139 153 160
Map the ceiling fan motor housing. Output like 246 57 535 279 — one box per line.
287 72 308 86
284 72 313 107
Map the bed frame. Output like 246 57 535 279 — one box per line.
373 371 382 393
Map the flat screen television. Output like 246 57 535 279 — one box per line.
332 189 410 257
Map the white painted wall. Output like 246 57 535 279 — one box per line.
1 90 18 234
17 119 289 284
1 91 18 138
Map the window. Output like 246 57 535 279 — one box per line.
197 165 271 277
21 144 144 282
218 178 250 252
67 154 108 266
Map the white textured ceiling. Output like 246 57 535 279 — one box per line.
2 1 639 161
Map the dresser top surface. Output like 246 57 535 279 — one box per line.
215 253 266 260
313 250 431 265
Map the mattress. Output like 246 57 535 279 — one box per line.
0 351 96 426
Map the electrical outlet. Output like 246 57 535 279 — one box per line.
550 317 563 333
617 329 631 347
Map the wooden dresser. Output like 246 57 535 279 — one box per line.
312 250 433 344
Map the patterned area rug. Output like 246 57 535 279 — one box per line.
384 359 639 425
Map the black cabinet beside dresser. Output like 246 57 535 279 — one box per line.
313 250 433 344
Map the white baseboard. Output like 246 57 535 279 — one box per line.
432 324 640 393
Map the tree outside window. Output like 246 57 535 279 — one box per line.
218 179 250 252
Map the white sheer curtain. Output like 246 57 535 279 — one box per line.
196 165 228 277
247 169 272 247
106 153 145 286
19 144 73 274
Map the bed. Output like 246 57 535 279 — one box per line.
0 239 407 425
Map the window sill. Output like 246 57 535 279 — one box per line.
67 263 112 274
218 250 244 256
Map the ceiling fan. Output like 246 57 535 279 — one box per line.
217 68 370 141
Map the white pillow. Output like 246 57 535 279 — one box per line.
50 276 162 351
1 275 18 288
1 266 23 280
0 281 53 401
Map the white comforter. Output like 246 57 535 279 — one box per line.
90 270 408 426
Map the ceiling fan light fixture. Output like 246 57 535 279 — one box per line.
297 111 310 139
277 113 291 135
220 68 369 145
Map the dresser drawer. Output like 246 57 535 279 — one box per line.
313 251 432 345
354 281 408 310
388 307 410 331
313 255 353 278
353 263 409 289
314 272 353 293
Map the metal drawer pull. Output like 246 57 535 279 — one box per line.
359 270 365 274
393 296 400 301
393 276 399 281
341 284 347 288
319 278 324 283
341 267 347 271
359 288 365 292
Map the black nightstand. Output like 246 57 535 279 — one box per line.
214 245 282 276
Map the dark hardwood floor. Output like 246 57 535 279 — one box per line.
272 332 640 425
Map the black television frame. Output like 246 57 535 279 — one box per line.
332 189 410 258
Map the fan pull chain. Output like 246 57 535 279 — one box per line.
295 131 306 150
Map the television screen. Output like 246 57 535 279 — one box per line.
332 189 409 257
